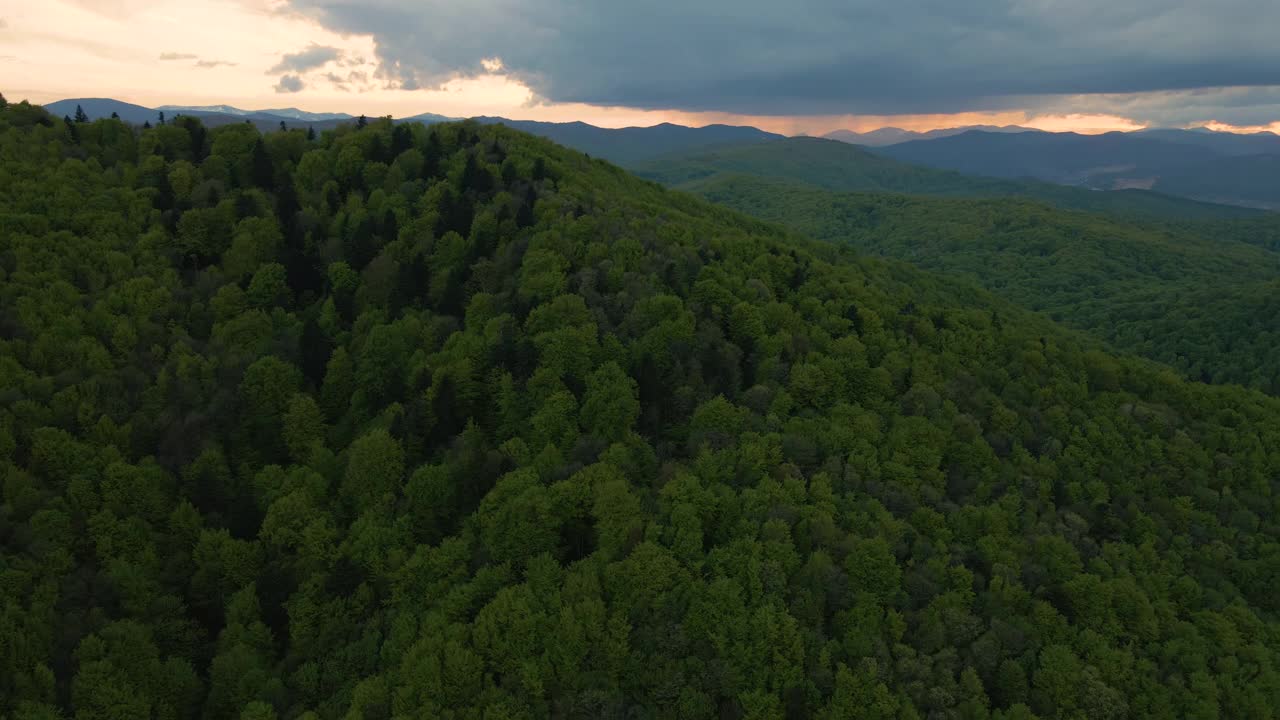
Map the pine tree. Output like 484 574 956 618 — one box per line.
143 120 152 129
63 116 80 144
307 126 316 141
74 105 89 123
279 120 287 132
158 111 166 125
111 111 120 119
251 139 274 189
357 115 368 130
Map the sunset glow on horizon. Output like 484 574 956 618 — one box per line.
1 0 1276 136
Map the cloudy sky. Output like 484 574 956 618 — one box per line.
2 0 1278 134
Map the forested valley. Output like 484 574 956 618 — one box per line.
655 168 1280 395
3 97 1280 719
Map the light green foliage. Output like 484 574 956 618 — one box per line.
282 394 326 462
580 362 640 442
342 429 405 511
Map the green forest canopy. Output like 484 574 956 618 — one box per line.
670 172 1280 395
3 99 1280 719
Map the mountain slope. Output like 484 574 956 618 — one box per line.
676 172 1280 392
824 124 1038 146
45 97 780 165
636 137 1260 220
159 104 354 122
474 117 783 165
1147 153 1280 209
5 100 1280 718
875 129 1280 208
44 97 155 124
876 130 1224 182
1134 128 1280 155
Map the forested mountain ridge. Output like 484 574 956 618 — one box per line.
635 137 1260 221
875 130 1280 209
46 97 784 166
4 96 1280 719
675 173 1280 393
823 125 1037 147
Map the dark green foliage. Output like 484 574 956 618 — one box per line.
673 173 1280 393
3 99 1280 719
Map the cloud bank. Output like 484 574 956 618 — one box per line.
275 74 305 93
282 0 1280 125
269 44 343 74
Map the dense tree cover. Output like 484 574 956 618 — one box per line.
1086 281 1280 394
4 99 1280 719
1180 213 1280 253
674 173 1280 393
633 138 1261 221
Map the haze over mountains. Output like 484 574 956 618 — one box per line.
875 129 1280 209
633 137 1259 221
823 125 1038 146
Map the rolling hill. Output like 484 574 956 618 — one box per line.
875 129 1280 208
6 99 1280 718
46 97 342 132
1132 127 1280 155
875 130 1224 183
44 97 156 124
159 105 354 122
636 136 1260 220
1143 154 1280 210
672 171 1280 392
824 124 1038 146
45 97 782 165
472 117 783 165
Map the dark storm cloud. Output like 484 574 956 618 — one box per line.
1039 87 1280 128
268 44 343 74
282 0 1280 116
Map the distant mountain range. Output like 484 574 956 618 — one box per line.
873 129 1280 209
43 98 782 165
472 118 782 166
823 125 1037 146
157 105 354 122
40 97 1280 209
635 137 1259 221
45 98 157 125
44 98 347 131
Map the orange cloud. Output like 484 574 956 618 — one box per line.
2 1 1262 139
1203 120 1280 134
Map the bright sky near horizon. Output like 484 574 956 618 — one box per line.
2 0 1279 135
